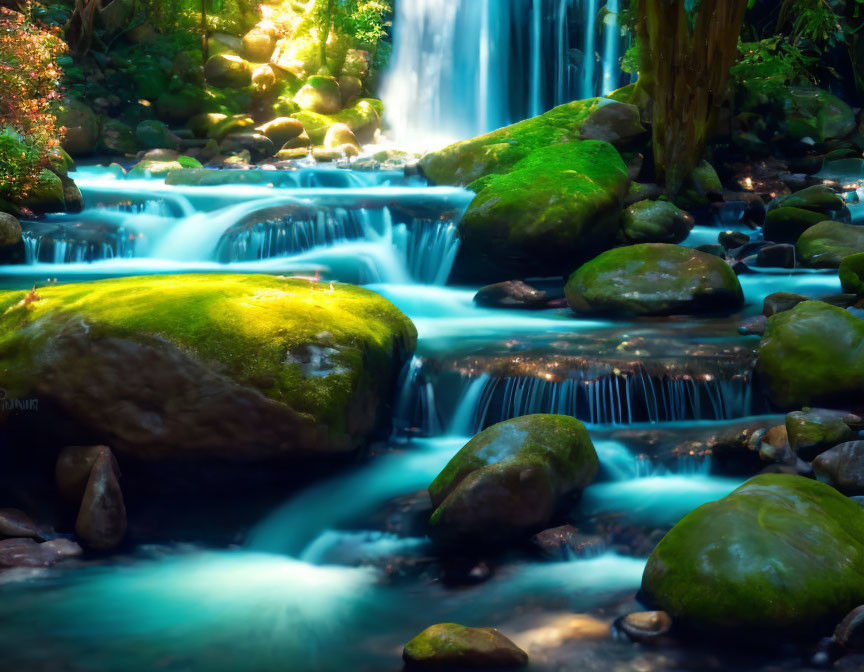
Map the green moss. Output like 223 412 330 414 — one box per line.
642 474 864 637
840 252 864 295
756 300 864 408
764 207 830 245
291 98 382 145
0 274 417 431
797 220 864 268
19 169 65 214
619 199 694 245
565 243 743 316
458 140 629 280
420 98 603 187
403 624 528 668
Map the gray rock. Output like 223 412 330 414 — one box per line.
814 441 864 495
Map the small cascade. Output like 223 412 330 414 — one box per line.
391 218 461 285
382 0 625 148
21 228 135 265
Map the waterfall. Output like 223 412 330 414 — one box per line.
382 0 624 148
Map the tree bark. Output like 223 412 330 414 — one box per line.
636 0 748 194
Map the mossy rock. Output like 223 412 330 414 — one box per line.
291 99 382 145
0 275 416 461
756 300 864 409
840 252 864 295
293 75 341 115
403 624 528 669
420 98 603 187
19 169 65 215
769 185 850 222
127 160 186 179
763 207 828 245
135 120 179 151
187 113 228 138
674 161 723 210
786 408 856 461
784 87 856 142
60 98 100 157
565 244 743 317
618 200 694 245
427 414 598 547
256 117 305 147
204 53 252 89
797 220 864 268
100 118 138 155
455 140 629 281
208 114 256 142
641 474 864 638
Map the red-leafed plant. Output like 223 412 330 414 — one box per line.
0 6 65 202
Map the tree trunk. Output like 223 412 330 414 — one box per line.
636 0 748 195
201 0 209 64
319 0 335 69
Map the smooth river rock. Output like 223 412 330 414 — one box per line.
403 623 528 669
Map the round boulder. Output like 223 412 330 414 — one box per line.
641 474 864 638
293 75 341 115
797 220 864 268
204 53 252 89
565 244 744 317
403 624 528 669
813 441 864 495
0 213 22 248
427 414 598 547
618 200 694 245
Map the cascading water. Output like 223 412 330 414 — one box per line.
382 0 626 149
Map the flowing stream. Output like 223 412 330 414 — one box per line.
0 165 856 671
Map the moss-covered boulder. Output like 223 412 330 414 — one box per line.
135 120 179 151
618 200 694 245
455 140 630 281
20 169 65 215
755 301 864 409
60 98 100 157
674 161 723 210
127 159 186 179
565 244 743 317
797 220 864 268
762 207 827 245
0 213 21 249
786 408 857 461
427 415 598 547
784 87 856 142
641 474 864 638
577 99 647 146
420 98 604 187
100 119 138 155
256 117 305 147
0 275 416 461
293 75 341 115
840 253 864 296
403 624 528 669
291 98 382 145
769 185 850 222
203 53 252 89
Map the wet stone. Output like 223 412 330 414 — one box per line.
531 525 606 561
0 509 41 540
618 611 673 643
836 605 864 651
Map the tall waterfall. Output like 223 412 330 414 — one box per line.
381 0 625 150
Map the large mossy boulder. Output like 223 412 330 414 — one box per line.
763 207 828 245
618 200 694 245
427 414 599 547
291 98 382 145
293 75 341 115
60 98 100 157
797 220 864 268
641 474 864 638
455 140 630 281
19 169 66 215
421 98 630 188
203 53 252 89
0 275 416 461
769 185 850 223
755 301 864 409
784 87 856 142
403 624 528 670
565 244 744 317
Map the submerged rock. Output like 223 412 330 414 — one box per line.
565 244 743 317
473 281 549 310
797 220 864 268
456 140 629 281
531 525 605 560
0 275 416 462
641 474 864 638
756 301 864 409
813 442 864 495
427 415 598 547
618 200 694 245
403 623 528 669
